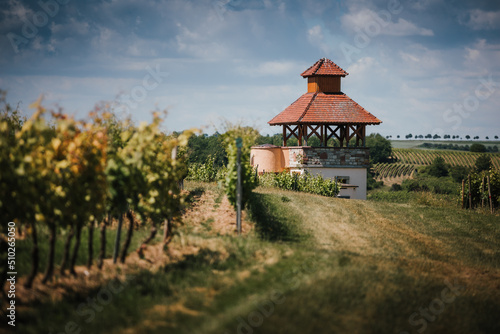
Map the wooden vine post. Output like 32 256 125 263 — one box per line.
481 176 485 208
488 175 493 214
468 174 472 209
461 179 465 209
236 137 243 235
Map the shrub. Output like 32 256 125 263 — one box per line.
258 171 340 197
390 183 403 192
450 165 469 183
427 156 449 177
402 176 457 195
475 155 492 172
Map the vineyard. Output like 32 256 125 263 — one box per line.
372 148 500 181
0 100 196 289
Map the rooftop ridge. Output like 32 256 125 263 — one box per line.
301 58 348 77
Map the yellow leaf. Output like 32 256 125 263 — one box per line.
52 138 62 151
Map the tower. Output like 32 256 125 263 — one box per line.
251 58 382 199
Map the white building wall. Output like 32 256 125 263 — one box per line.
291 167 367 200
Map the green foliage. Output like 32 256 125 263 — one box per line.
390 183 403 191
470 143 486 152
426 156 449 177
221 125 259 209
401 175 458 195
0 93 196 280
367 163 384 190
475 154 492 172
258 171 340 197
187 155 221 182
460 169 500 209
188 133 227 167
366 133 392 164
450 165 469 183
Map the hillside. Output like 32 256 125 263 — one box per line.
16 182 500 334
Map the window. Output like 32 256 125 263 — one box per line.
335 176 350 184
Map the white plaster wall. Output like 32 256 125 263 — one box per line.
299 167 367 200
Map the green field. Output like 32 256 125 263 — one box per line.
13 182 500 334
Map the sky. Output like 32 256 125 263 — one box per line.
1 0 499 138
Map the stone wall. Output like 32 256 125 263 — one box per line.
287 147 370 168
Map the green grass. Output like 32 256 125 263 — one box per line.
15 182 500 334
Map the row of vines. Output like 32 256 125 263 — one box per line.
373 149 500 180
0 99 196 288
392 149 500 170
372 163 415 179
460 170 500 211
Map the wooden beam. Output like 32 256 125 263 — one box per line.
362 125 366 147
283 125 287 146
321 125 325 147
345 125 349 147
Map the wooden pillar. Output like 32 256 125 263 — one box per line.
356 125 360 147
298 125 303 146
282 125 287 146
345 125 350 147
364 125 367 146
303 125 308 146
321 125 325 147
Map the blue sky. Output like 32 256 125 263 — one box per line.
1 0 499 138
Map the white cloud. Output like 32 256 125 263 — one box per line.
306 24 332 55
236 60 303 77
462 9 500 30
341 8 434 36
465 47 480 61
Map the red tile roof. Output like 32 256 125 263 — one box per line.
301 58 348 77
268 92 382 125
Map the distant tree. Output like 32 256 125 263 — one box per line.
465 135 470 140
485 136 489 140
427 157 448 177
397 135 400 139
433 134 441 139
495 135 499 139
470 143 486 152
473 136 479 140
188 133 227 167
425 134 432 139
475 155 492 172
366 133 392 164
406 133 413 139
444 134 450 139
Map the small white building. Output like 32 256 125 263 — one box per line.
250 58 382 200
